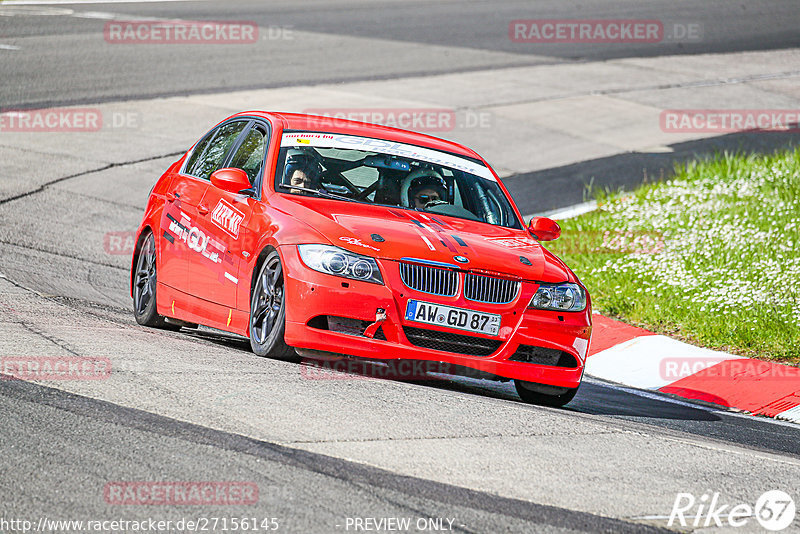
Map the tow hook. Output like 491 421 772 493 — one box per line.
363 308 387 339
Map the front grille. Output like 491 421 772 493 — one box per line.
403 326 502 357
464 273 520 304
508 345 578 368
399 263 458 297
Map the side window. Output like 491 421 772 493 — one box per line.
185 121 247 181
228 124 268 184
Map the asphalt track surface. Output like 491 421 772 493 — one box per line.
2 0 800 108
1 1 800 532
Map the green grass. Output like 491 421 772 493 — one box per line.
545 148 800 364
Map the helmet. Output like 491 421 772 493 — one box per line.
283 149 322 189
400 168 447 208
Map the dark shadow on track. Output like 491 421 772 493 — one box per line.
283 353 800 458
506 131 800 214
567 381 719 421
0 376 671 533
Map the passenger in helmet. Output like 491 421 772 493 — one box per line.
402 168 448 209
283 149 322 194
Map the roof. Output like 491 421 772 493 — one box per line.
232 111 483 161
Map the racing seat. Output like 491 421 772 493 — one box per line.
373 169 403 206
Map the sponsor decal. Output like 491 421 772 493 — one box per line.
166 212 223 264
339 236 380 252
211 199 245 239
485 236 538 249
280 132 496 181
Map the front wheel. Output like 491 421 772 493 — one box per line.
249 251 296 360
514 379 578 407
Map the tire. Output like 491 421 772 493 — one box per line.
249 250 296 360
514 379 579 407
132 232 179 330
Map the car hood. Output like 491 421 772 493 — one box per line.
277 197 572 282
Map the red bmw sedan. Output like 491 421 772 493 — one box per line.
131 112 592 406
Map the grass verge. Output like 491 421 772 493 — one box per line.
545 148 800 364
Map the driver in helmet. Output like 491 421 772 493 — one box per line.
283 149 322 194
404 168 448 209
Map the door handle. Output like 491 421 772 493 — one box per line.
197 204 209 215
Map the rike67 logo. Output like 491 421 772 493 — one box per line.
669 490 796 531
211 199 244 239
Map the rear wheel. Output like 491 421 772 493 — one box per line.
249 251 296 360
132 232 179 330
514 379 578 407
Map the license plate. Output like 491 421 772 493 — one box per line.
405 300 500 336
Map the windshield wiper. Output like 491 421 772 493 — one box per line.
281 186 355 202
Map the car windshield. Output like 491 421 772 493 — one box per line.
274 131 522 229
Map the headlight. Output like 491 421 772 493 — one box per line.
298 245 384 285
528 283 586 312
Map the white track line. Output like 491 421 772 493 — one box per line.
524 199 598 222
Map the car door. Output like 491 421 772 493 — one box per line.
191 120 270 309
160 119 248 295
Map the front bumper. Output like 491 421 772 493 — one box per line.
280 245 592 388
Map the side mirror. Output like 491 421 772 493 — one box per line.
210 168 251 195
528 216 561 241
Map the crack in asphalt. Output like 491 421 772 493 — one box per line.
283 430 616 445
58 186 146 212
0 239 128 271
17 321 81 356
0 151 182 206
0 287 81 356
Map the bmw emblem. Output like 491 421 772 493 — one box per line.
454 255 469 264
